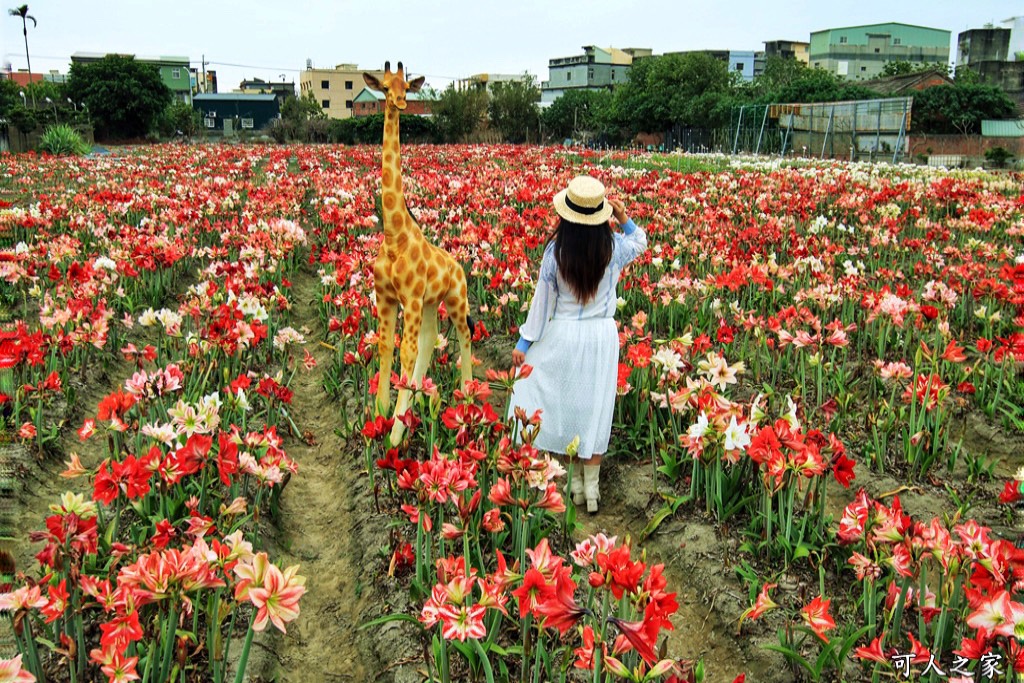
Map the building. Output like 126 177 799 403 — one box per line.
764 40 810 64
299 63 385 119
1 69 67 86
808 23 950 81
1005 16 1024 58
190 68 218 95
193 93 279 134
665 49 761 81
957 27 1011 66
957 20 1024 110
238 77 295 105
457 73 535 93
541 46 651 103
352 88 432 117
71 52 192 103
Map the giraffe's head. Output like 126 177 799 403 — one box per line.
363 61 425 111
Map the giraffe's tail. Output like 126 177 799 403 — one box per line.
466 314 476 338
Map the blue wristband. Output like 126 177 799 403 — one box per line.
515 337 532 354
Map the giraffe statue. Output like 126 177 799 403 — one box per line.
363 61 475 446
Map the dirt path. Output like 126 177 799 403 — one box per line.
265 266 376 682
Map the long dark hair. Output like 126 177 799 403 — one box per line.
550 217 613 304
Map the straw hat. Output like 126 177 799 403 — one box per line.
553 175 614 226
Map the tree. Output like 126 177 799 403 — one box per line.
540 88 613 140
488 75 540 143
8 4 37 107
280 91 325 123
911 84 1016 135
65 55 173 140
881 61 943 77
610 52 733 134
433 84 488 142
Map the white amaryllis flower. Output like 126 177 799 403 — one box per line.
723 416 750 452
651 347 683 373
687 413 710 441
783 395 801 431
138 307 159 327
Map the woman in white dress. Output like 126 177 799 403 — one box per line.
509 175 647 512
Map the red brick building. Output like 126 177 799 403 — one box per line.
352 87 433 117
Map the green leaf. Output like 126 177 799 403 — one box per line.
357 612 424 631
763 644 814 675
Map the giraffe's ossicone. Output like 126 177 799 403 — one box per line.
363 60 475 446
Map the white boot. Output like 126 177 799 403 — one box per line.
568 468 585 506
583 464 601 513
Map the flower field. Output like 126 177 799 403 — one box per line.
1 144 1023 683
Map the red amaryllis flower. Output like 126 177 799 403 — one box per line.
831 452 856 488
738 582 778 631
854 633 896 663
511 568 554 619
573 625 598 670
800 596 835 643
535 568 589 636
608 615 659 664
999 480 1023 504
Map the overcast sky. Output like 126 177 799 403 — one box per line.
2 0 1019 92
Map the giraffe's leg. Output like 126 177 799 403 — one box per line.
375 296 399 415
445 280 474 392
412 301 439 386
390 298 422 446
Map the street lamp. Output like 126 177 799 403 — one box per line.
67 97 77 112
18 90 25 106
44 96 56 122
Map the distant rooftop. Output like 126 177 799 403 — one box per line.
72 51 189 63
193 93 277 102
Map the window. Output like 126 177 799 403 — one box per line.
893 38 902 45
611 69 616 79
874 48 880 53
566 72 572 81
345 80 353 89
172 68 181 79
861 66 867 71
241 118 254 129
839 36 848 44
587 68 594 80
321 99 330 108
814 62 820 67
321 80 329 89
204 117 215 128
735 62 744 71
345 100 353 109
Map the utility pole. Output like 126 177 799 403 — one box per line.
202 54 207 93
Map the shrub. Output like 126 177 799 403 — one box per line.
984 146 1014 168
37 124 91 156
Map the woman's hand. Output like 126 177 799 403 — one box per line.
512 349 526 366
608 197 629 226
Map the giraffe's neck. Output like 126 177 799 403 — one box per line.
381 103 413 250
382 104 404 201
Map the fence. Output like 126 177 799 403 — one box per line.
730 97 914 162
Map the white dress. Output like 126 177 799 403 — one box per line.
507 222 647 459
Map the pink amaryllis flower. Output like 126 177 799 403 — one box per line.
0 654 36 682
438 603 486 641
966 590 1012 637
248 562 306 633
